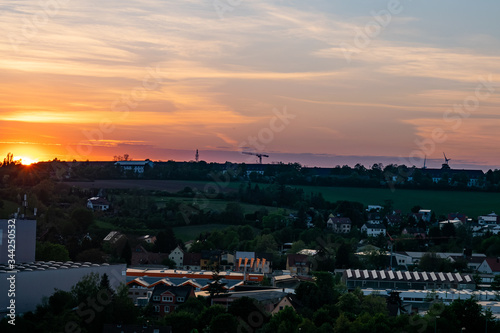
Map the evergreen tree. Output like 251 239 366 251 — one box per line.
121 240 132 265
99 273 114 295
207 265 228 298
155 226 178 253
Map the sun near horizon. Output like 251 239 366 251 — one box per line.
13 155 38 166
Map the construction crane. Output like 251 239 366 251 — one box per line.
242 151 269 164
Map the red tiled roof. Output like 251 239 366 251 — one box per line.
484 258 500 272
131 246 169 265
287 254 309 267
88 197 110 205
328 217 352 224
183 253 202 266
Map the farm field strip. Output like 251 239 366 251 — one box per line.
65 180 500 217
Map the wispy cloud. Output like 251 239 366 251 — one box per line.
0 1 499 165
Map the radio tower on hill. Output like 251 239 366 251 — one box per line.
195 149 199 162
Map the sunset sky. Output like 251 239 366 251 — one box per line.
1 0 499 169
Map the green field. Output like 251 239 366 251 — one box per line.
67 179 500 219
295 185 500 217
155 197 284 214
173 224 244 242
94 219 117 231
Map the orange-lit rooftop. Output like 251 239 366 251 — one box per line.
127 268 264 282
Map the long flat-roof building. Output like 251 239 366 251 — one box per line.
342 269 476 290
0 261 126 315
0 219 36 264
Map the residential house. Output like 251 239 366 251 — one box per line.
327 216 352 233
448 213 466 223
87 197 110 211
149 285 195 315
490 225 500 235
184 240 195 251
168 246 185 268
366 212 383 224
448 255 485 272
297 249 318 256
103 231 126 244
478 212 499 225
473 224 500 236
115 159 154 174
210 288 289 312
220 251 235 270
271 294 300 315
402 228 426 239
131 245 169 266
398 251 486 270
366 205 383 212
354 249 411 269
361 223 386 237
138 235 157 244
183 252 202 271
477 258 500 275
386 213 403 226
418 209 432 222
471 224 488 237
286 254 311 275
200 250 222 270
360 250 486 271
438 218 463 229
391 252 414 268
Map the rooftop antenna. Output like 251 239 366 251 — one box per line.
195 149 199 162
23 193 28 218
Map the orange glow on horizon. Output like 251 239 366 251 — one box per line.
15 156 38 165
